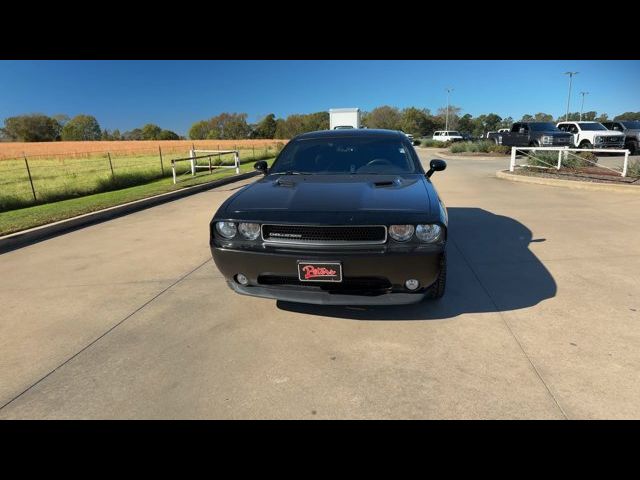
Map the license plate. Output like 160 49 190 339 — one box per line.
297 261 342 282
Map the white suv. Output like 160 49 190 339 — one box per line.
556 121 625 149
433 131 463 142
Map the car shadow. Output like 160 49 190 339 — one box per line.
276 207 557 320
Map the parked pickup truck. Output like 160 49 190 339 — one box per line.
487 122 573 147
556 121 625 150
601 120 640 154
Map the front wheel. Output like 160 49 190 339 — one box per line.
425 252 447 300
627 141 638 155
580 140 593 149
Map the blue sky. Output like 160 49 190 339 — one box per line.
1 60 638 135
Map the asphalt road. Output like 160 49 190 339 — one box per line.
1 150 639 419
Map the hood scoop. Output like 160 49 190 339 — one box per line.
275 178 297 187
373 177 402 188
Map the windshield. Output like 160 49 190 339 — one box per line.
529 122 560 131
621 121 640 129
579 123 607 131
270 137 418 175
447 131 461 136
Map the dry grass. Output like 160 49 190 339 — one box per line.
0 139 289 160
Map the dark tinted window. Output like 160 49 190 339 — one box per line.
621 121 640 129
271 137 417 175
579 123 607 131
529 122 560 131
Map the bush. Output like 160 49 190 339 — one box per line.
448 141 503 154
626 160 640 178
418 139 450 148
526 150 599 169
563 151 598 169
488 144 511 154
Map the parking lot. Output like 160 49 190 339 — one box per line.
1 149 639 419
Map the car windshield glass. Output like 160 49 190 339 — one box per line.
621 121 640 129
529 122 559 131
579 123 607 131
447 131 460 136
270 137 417 175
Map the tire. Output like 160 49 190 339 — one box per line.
628 141 638 155
425 252 447 300
580 140 593 149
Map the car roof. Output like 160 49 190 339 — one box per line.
295 129 406 140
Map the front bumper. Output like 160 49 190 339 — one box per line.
211 246 444 305
593 141 626 149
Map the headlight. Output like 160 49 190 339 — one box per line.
415 224 442 243
388 225 415 242
541 136 552 144
238 222 261 240
595 136 603 143
215 221 237 239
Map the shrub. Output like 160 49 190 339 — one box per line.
448 141 500 154
526 152 558 168
418 139 450 148
562 151 598 169
626 160 640 178
526 150 599 169
488 144 511 154
449 142 466 153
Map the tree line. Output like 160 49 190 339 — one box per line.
0 113 181 142
3 109 640 143
190 107 640 140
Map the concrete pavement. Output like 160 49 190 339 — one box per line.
1 150 639 419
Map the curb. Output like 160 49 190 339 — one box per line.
0 171 260 254
496 170 640 194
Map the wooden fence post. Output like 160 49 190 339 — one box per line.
107 152 115 178
159 146 164 175
23 154 36 202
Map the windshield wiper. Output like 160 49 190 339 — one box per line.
271 171 311 175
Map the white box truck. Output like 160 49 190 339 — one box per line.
329 108 361 130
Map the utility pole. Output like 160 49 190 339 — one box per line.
564 72 579 121
445 87 453 131
579 91 589 121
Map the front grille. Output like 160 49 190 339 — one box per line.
262 224 387 245
604 136 623 144
555 137 570 144
258 275 392 292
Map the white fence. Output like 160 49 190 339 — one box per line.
509 146 631 177
171 149 240 184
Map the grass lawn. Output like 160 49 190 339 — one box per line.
0 147 278 211
0 158 274 236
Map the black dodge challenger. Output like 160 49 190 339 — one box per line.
209 129 448 305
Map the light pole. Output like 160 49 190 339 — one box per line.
579 91 589 121
564 71 579 121
445 88 453 131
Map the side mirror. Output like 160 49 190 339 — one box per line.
426 159 446 178
254 160 269 175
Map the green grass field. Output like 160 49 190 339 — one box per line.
0 158 275 236
0 146 279 212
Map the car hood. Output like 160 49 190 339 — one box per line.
220 174 441 224
599 131 625 137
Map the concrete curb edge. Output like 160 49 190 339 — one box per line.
495 169 639 193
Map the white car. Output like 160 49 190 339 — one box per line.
556 121 625 149
433 131 463 142
399 130 414 142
